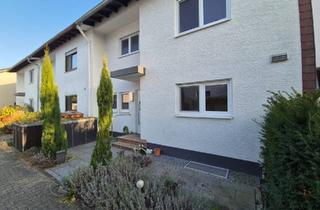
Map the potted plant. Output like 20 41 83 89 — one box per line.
56 149 66 164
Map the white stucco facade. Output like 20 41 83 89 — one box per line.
53 36 89 115
89 2 141 134
138 0 302 163
15 35 89 114
13 0 310 166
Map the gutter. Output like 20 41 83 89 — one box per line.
76 25 92 116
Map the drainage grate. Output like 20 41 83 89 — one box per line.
184 161 229 179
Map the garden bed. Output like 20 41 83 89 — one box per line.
12 117 97 152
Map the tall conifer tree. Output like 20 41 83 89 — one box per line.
91 58 113 168
40 47 67 158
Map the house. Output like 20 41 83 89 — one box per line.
0 68 16 108
9 0 319 176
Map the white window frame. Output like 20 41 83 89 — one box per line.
175 0 231 37
120 92 130 112
120 32 139 57
175 79 233 119
29 69 34 84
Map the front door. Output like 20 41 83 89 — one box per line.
135 89 141 134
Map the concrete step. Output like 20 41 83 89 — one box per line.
112 141 138 151
117 135 147 146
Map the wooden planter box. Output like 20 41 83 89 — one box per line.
13 117 97 152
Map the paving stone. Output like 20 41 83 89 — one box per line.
0 142 79 210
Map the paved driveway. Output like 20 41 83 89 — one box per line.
0 142 77 210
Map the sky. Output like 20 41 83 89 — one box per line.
0 0 102 69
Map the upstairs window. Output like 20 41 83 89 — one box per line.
179 0 199 33
65 49 77 72
65 95 78 111
29 69 34 84
121 33 139 56
177 0 230 34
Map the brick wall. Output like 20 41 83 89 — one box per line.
299 0 317 91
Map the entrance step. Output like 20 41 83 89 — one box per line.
112 134 147 151
117 134 147 147
112 141 139 151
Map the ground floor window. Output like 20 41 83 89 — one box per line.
121 92 130 111
177 79 232 118
29 98 34 111
65 95 77 111
113 94 117 110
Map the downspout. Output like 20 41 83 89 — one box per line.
27 58 41 111
77 25 92 116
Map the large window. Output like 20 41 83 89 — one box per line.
65 95 78 111
29 69 34 84
120 33 139 56
177 80 232 118
177 0 230 34
65 49 77 72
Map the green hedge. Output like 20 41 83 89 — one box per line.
261 91 320 209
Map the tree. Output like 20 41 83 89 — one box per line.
91 58 113 168
40 47 67 158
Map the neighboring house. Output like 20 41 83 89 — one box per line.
9 0 319 176
0 68 16 108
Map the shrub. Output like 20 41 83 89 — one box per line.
17 112 42 124
261 91 320 209
40 47 67 159
63 155 215 210
0 105 41 133
91 58 113 168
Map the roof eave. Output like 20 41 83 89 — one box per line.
9 0 132 72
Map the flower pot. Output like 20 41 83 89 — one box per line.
56 150 66 164
154 148 161 156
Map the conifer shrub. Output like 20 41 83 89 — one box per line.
261 90 320 209
91 58 113 168
40 48 67 158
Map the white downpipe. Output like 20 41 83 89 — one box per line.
77 25 92 116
